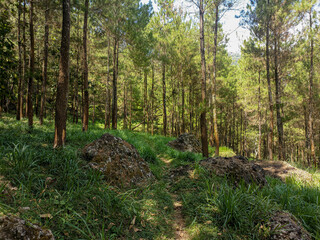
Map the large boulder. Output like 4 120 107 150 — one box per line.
268 211 311 240
200 156 267 186
0 215 54 240
168 133 202 153
82 133 153 186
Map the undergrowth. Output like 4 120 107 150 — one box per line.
1 114 320 239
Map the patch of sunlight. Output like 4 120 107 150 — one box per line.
219 146 236 157
186 222 220 240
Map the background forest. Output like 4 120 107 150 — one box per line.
0 0 319 164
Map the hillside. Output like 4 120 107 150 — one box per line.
1 115 320 239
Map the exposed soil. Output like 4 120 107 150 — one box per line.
200 156 267 186
82 133 153 186
168 133 202 153
161 158 190 240
171 193 189 240
268 211 311 240
253 160 314 182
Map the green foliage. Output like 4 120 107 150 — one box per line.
0 6 16 100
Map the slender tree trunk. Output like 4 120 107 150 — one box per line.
129 82 132 130
266 3 274 161
274 35 284 161
82 0 89 132
27 0 35 128
181 69 185 133
73 45 80 123
20 0 27 118
53 0 70 148
143 70 148 132
91 94 95 124
112 38 119 129
211 3 220 156
17 0 22 121
40 4 49 125
162 62 167 136
199 0 208 157
304 104 310 164
151 63 155 135
308 9 316 167
189 72 193 132
123 84 127 129
258 71 262 160
104 36 111 129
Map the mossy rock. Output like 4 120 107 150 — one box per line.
82 133 153 187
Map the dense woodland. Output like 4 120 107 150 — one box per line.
1 0 320 239
0 0 319 163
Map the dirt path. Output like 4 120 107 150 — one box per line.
161 157 190 240
171 193 189 240
254 160 314 182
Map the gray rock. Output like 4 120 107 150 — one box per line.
0 215 54 240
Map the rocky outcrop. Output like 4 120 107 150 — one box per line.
268 211 311 240
82 133 153 186
168 133 202 153
200 155 267 186
0 215 54 240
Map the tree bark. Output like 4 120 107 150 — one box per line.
16 0 22 121
21 0 27 119
162 62 167 136
266 1 274 161
258 71 262 160
112 38 119 129
143 70 148 132
151 63 155 135
274 35 284 161
105 36 111 129
82 0 89 132
39 3 49 125
27 0 35 128
211 3 220 156
123 83 127 129
308 9 316 167
54 0 70 148
199 0 208 157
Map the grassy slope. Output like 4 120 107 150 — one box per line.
0 115 320 239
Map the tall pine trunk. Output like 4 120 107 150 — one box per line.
27 0 35 128
274 35 284 161
39 3 49 125
266 1 274 161
82 0 89 132
112 38 119 129
308 9 316 167
199 0 208 157
17 0 22 121
162 62 167 136
143 70 148 132
54 0 70 148
212 3 220 156
105 36 111 129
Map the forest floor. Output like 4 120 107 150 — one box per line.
0 114 320 239
254 160 314 183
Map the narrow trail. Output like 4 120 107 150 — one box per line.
171 193 189 240
161 157 190 240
